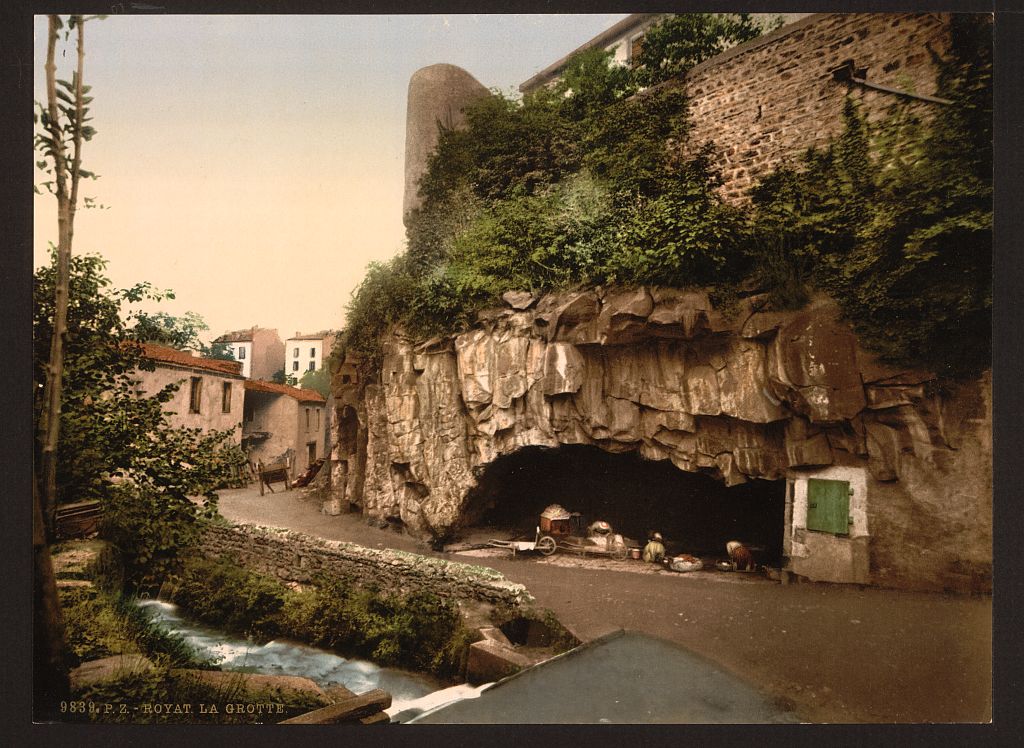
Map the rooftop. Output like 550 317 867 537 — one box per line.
412 630 798 723
215 326 278 343
244 379 327 403
287 330 336 341
140 343 244 377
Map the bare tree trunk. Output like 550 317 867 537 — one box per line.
34 14 82 721
39 15 84 533
33 478 69 719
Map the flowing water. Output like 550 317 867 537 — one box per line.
136 599 445 714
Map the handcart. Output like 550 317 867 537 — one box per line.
533 505 631 560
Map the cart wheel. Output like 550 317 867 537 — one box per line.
536 535 557 556
611 544 628 561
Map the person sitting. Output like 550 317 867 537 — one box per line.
643 532 666 563
726 540 755 571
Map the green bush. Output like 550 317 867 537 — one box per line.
169 556 476 681
58 585 206 668
166 556 288 640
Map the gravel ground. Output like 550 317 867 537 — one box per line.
216 485 992 724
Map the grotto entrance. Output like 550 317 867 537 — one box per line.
461 445 785 564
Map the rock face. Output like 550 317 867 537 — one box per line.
332 289 991 593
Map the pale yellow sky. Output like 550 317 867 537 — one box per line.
33 14 628 344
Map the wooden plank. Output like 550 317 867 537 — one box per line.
278 689 391 725
325 685 357 703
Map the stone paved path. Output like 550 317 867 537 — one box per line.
215 485 992 724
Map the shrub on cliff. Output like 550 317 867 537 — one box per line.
341 14 990 381
341 58 744 375
631 13 782 87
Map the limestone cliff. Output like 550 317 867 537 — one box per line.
329 288 991 592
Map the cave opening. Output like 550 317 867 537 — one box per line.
461 445 786 564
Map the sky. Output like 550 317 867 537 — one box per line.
32 14 628 344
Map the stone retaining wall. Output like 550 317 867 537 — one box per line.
683 12 953 201
200 523 533 607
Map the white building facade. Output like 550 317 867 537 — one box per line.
285 331 337 384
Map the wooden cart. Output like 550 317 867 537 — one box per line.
533 505 630 560
257 460 291 495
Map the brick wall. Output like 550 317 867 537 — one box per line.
682 13 952 200
200 523 533 607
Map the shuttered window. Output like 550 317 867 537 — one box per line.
629 34 645 69
806 478 851 535
189 377 202 414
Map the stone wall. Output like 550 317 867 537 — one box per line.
200 523 533 607
682 12 952 201
331 289 991 593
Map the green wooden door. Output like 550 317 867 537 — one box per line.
806 478 850 535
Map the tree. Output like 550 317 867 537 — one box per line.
131 310 206 349
631 13 779 87
34 252 247 585
35 13 98 532
32 13 93 714
299 367 331 398
130 309 236 359
555 46 636 122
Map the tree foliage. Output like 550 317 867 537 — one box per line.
631 13 780 87
34 251 246 587
299 367 332 398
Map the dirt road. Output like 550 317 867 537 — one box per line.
215 486 992 724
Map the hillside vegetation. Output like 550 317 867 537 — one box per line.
340 14 990 380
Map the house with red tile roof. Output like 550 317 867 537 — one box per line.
132 343 246 442
242 379 328 474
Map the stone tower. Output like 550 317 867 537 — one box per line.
403 64 490 223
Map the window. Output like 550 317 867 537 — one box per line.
315 409 320 430
189 377 202 414
629 33 645 69
310 348 316 358
292 361 299 372
305 408 311 430
806 479 851 535
222 382 232 413
237 347 246 360
307 361 315 372
293 348 299 358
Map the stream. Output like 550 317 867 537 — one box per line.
136 599 456 716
